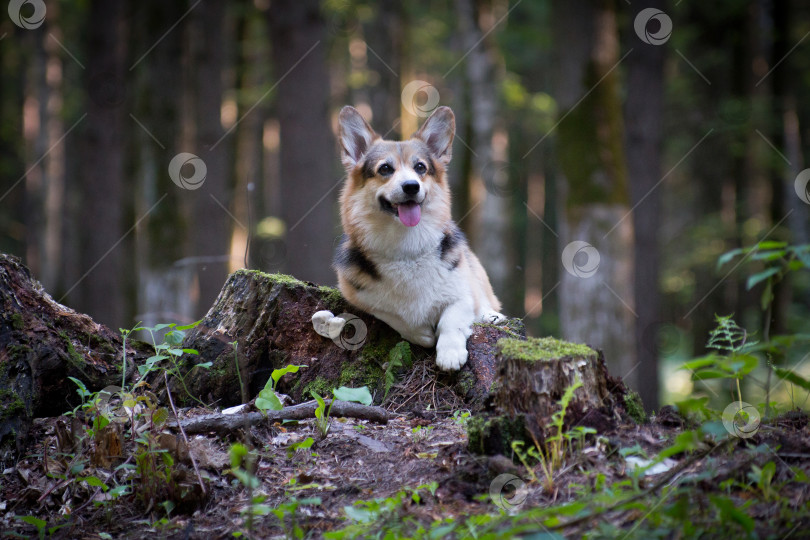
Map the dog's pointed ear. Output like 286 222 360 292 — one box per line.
338 106 376 171
413 106 455 165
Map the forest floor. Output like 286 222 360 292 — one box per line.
3 356 810 539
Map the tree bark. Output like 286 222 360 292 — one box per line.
624 1 666 409
156 268 523 409
268 0 338 286
554 0 637 391
456 0 511 307
0 254 150 462
75 0 128 330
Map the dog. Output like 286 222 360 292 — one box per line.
312 105 505 371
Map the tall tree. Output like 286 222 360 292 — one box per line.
624 0 666 409
456 0 511 306
189 0 231 314
553 0 637 389
75 0 127 328
268 0 337 286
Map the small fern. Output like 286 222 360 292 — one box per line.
706 314 756 354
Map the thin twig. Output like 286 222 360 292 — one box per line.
164 372 207 495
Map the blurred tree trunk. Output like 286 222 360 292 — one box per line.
769 0 803 336
624 1 665 409
0 30 26 257
190 0 231 315
76 0 127 329
231 3 268 273
553 0 637 388
268 0 337 286
457 0 510 306
130 1 191 329
22 29 46 281
364 1 403 136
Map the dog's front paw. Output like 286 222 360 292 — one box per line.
480 310 507 325
436 337 468 371
312 310 347 339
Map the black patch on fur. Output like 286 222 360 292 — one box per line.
361 159 375 180
335 235 380 281
439 225 466 262
427 158 437 177
449 257 461 270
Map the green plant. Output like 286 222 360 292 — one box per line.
718 241 810 410
256 364 305 412
452 409 471 426
411 425 434 443
680 315 758 404
510 377 586 493
136 321 209 406
228 442 265 534
271 497 321 539
747 461 777 502
311 386 373 438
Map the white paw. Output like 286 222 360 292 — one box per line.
436 338 468 371
406 329 437 348
312 310 346 339
480 311 507 325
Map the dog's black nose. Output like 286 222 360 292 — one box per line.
401 181 420 195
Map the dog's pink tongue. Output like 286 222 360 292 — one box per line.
397 201 421 227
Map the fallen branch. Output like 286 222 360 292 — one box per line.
165 372 206 495
167 399 389 435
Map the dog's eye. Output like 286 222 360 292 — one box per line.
378 164 394 176
414 162 427 175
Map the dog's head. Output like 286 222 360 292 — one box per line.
337 106 454 232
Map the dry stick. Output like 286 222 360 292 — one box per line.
167 399 389 435
164 372 207 495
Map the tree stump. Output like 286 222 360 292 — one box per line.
160 269 524 409
467 337 637 455
0 255 150 462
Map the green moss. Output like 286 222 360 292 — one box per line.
317 285 345 311
236 269 307 287
7 344 32 361
0 389 26 420
467 414 527 455
497 337 595 362
623 390 647 424
302 376 333 399
10 313 24 330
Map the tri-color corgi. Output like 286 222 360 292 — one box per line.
312 105 505 371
